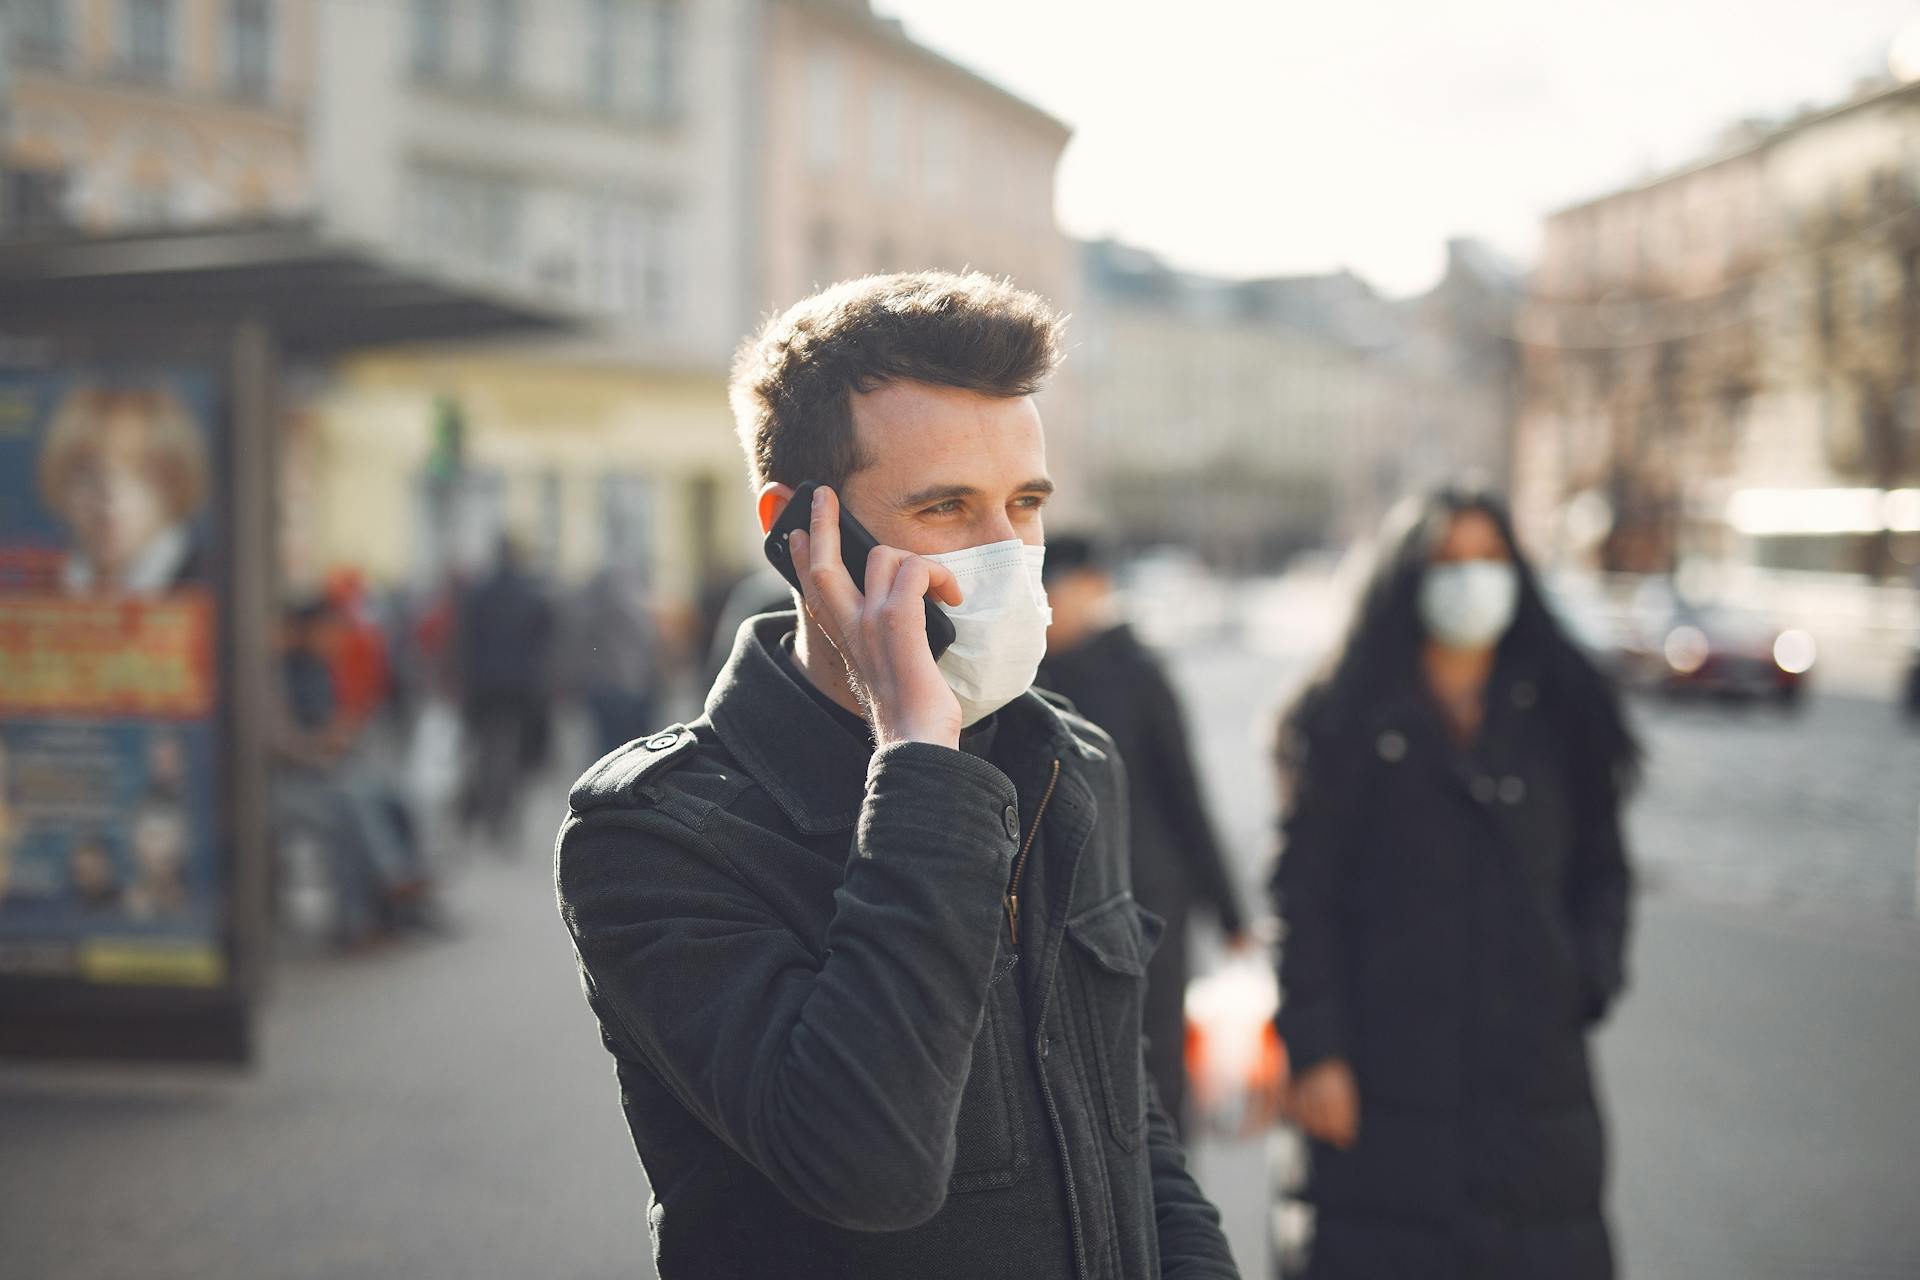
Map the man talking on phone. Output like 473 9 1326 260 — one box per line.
555 272 1240 1278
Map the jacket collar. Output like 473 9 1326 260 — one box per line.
706 611 1103 834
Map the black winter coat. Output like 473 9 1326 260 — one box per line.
1270 661 1631 1280
1038 625 1246 937
556 613 1240 1279
1039 624 1247 1133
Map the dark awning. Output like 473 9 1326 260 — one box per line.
0 218 579 355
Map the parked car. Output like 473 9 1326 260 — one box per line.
1618 585 1815 704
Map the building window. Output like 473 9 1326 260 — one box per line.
580 194 677 322
600 474 654 573
585 0 680 119
482 0 518 90
411 0 450 79
806 49 841 172
477 184 522 268
638 0 681 120
410 169 523 281
122 0 175 79
3 167 73 234
634 202 677 323
228 0 273 99
922 109 960 200
1857 259 1882 327
585 0 617 109
15 0 68 64
869 83 904 188
806 218 836 288
125 180 174 226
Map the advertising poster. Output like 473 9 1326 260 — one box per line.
0 369 227 987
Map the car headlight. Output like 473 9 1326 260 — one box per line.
1773 629 1816 675
1663 626 1710 675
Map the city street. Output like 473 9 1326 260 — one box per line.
3 640 1918 1279
1169 640 1920 1280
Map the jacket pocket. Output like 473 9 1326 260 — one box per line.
948 989 1027 1193
1065 893 1163 1151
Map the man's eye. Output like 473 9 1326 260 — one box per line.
922 500 962 516
1014 495 1048 510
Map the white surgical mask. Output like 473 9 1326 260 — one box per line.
1419 560 1518 650
922 539 1051 727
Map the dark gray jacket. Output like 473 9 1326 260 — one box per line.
555 613 1239 1279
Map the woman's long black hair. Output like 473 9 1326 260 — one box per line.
1280 485 1641 805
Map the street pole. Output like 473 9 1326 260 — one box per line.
0 6 13 236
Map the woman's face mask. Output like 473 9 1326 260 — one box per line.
1418 559 1518 651
921 539 1051 726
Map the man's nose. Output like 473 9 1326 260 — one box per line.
974 511 1021 545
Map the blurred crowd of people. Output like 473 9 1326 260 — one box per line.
268 539 735 951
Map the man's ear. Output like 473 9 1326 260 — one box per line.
756 483 796 535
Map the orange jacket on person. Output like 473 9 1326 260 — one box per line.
324 569 391 728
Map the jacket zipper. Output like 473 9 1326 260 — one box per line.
1024 760 1089 1280
1006 757 1060 948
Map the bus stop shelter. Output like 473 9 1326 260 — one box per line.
0 219 574 1063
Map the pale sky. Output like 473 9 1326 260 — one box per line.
876 0 1920 295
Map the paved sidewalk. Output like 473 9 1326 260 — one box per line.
4 815 1917 1280
1191 895 1920 1279
0 855 652 1280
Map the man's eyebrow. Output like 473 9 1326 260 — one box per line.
897 478 1055 508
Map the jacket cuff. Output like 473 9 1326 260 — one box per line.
1275 1000 1348 1074
858 741 1021 872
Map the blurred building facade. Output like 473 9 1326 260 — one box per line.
0 1 1081 599
301 0 759 599
759 0 1070 307
1076 237 1519 569
756 0 1085 517
0 0 311 232
1516 78 1920 580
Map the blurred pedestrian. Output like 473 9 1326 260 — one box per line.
1269 486 1639 1280
456 537 556 845
274 600 435 946
1038 533 1248 1137
565 566 665 760
322 567 393 734
701 561 792 685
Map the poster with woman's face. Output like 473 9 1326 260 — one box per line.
0 369 224 988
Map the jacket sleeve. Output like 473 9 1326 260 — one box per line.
1137 656 1247 935
1565 774 1633 1025
1145 1067 1242 1278
556 740 1020 1233
1267 717 1360 1074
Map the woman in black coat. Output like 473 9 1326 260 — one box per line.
1270 488 1639 1280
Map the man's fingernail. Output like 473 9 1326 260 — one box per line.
813 488 826 510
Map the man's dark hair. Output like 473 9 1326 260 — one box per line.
729 271 1065 492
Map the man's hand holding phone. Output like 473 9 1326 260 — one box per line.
787 486 966 749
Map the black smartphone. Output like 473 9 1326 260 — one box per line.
764 481 957 661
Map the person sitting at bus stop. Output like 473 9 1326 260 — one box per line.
274 600 434 946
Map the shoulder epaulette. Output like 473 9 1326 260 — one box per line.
568 726 698 812
1034 686 1080 716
